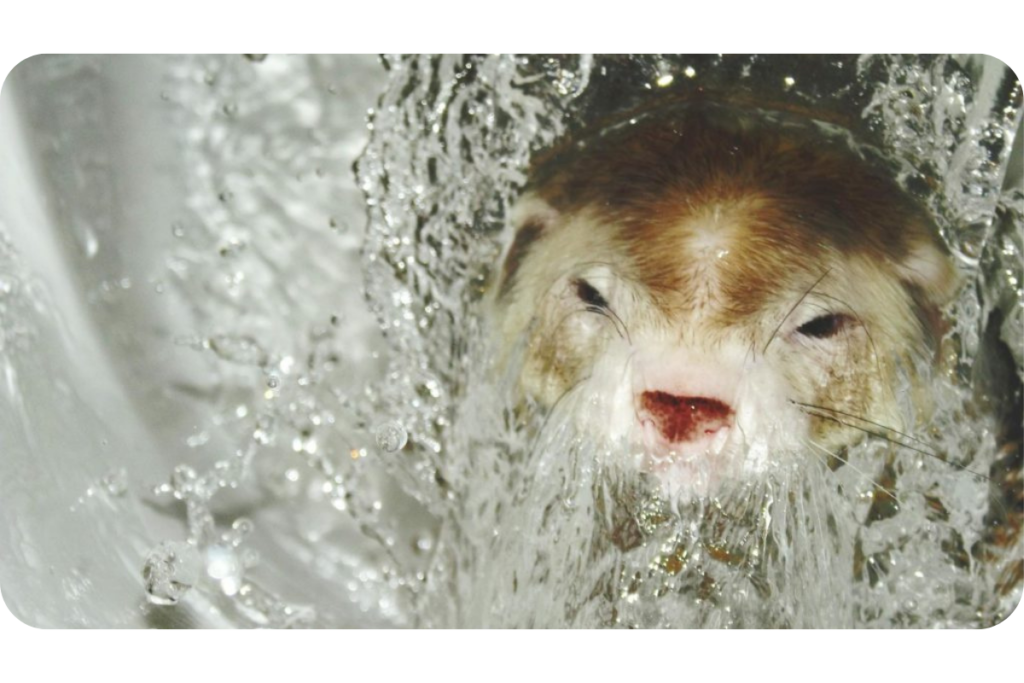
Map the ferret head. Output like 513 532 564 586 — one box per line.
491 105 959 498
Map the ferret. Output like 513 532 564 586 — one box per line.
491 103 959 499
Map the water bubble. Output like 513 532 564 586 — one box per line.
142 541 201 606
414 535 433 553
374 421 408 452
291 435 318 455
169 465 198 499
186 431 210 448
228 517 254 545
235 581 316 628
261 464 302 498
101 467 128 497
253 415 275 445
240 547 261 569
81 226 99 259
211 458 245 488
208 334 268 366
204 544 244 596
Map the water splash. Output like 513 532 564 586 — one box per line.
126 55 1021 627
142 541 201 606
354 55 1022 627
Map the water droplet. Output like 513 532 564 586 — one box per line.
81 226 99 259
374 421 408 452
291 435 318 455
414 535 433 553
240 547 261 568
142 541 200 606
0 275 15 297
212 455 248 489
231 517 254 539
186 431 210 448
101 468 128 497
253 415 275 445
170 465 198 499
205 544 244 596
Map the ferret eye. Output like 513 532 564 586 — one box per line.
796 313 852 339
574 278 609 310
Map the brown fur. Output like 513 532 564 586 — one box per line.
507 105 950 329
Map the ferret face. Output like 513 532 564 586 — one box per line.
492 106 958 498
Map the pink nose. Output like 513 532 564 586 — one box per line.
640 391 733 443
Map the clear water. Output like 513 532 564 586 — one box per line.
352 55 1023 628
0 54 1020 628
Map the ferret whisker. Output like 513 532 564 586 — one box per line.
584 305 618 335
806 439 902 506
794 400 930 447
793 402 993 482
796 404 931 455
593 305 633 345
532 373 593 448
762 268 832 355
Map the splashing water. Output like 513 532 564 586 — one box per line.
1 55 1020 628
352 55 1022 628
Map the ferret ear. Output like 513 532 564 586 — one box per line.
499 194 559 298
507 192 560 232
896 238 962 307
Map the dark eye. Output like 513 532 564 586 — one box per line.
796 313 852 339
574 278 609 310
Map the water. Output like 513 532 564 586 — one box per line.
0 55 1020 628
354 55 1023 627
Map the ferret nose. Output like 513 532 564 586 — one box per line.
640 391 734 443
